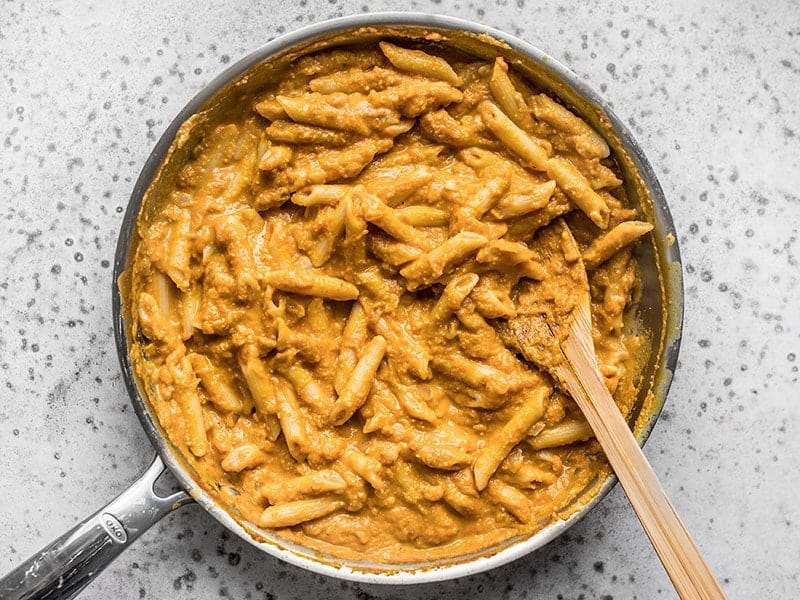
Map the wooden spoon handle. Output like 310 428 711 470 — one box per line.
558 308 726 599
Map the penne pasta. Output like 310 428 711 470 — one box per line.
400 232 488 288
475 239 546 280
472 387 550 490
480 100 550 172
259 497 345 528
277 94 377 136
581 220 654 269
176 386 208 458
431 353 510 397
395 205 450 227
292 184 351 207
334 302 368 395
490 179 557 220
238 345 277 415
272 376 310 462
373 317 431 380
485 479 532 523
361 165 435 207
153 269 177 324
266 120 355 146
214 215 260 300
189 353 245 414
527 419 594 450
529 93 610 159
329 335 387 425
368 236 423 267
262 269 359 301
429 272 480 325
388 380 438 423
341 446 386 490
283 362 333 414
358 192 420 244
489 57 535 131
309 195 349 267
260 469 348 505
179 285 202 340
545 156 610 229
221 444 267 473
379 41 463 86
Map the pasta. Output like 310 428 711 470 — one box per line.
129 39 652 563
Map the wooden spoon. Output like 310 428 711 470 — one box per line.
498 219 726 600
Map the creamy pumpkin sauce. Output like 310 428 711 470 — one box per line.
128 40 654 563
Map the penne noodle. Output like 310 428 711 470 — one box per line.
470 285 517 319
399 232 488 288
545 156 610 229
379 41 463 86
259 497 345 528
395 205 450 227
431 353 510 396
373 317 431 380
341 447 385 490
266 120 355 146
526 419 594 450
153 269 177 324
486 479 532 523
480 100 550 172
272 376 310 462
489 57 535 131
582 220 654 269
179 285 202 340
176 387 208 458
258 143 293 172
529 93 610 159
162 206 193 291
368 236 423 267
262 269 359 301
335 302 368 395
221 444 267 473
309 66 406 94
238 345 277 415
476 239 546 280
329 335 387 425
189 353 245 414
137 291 174 344
277 93 402 137
254 97 287 120
465 167 511 219
388 380 438 423
283 362 333 414
260 469 348 505
429 272 480 325
292 184 351 207
472 387 549 491
361 165 435 207
441 477 484 516
215 216 260 300
490 180 557 219
358 192 420 244
309 196 349 267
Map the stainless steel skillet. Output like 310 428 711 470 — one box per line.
0 12 683 599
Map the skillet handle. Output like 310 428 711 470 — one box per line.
0 455 193 600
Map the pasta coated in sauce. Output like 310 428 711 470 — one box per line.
129 40 654 563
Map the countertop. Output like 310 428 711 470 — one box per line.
1 1 798 598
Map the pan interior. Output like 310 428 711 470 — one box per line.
113 15 682 582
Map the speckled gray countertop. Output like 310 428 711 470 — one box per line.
1 1 798 598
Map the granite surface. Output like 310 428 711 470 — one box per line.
1 0 798 598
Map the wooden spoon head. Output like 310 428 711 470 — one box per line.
495 218 591 376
